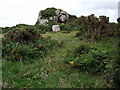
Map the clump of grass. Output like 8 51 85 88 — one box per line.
74 43 91 55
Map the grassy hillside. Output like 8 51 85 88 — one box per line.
2 30 117 88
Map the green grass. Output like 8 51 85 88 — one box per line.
2 31 117 88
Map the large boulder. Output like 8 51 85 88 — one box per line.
55 9 61 16
52 25 60 32
55 9 69 23
59 15 66 22
36 11 49 25
36 19 48 26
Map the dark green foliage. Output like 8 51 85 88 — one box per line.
35 24 51 32
2 26 62 61
41 7 57 19
48 21 59 29
112 23 120 88
68 14 77 22
74 43 91 55
2 27 11 34
2 24 34 34
4 27 42 44
112 51 120 88
0 27 2 33
65 43 111 73
75 15 117 40
2 24 50 34
2 37 61 61
59 24 71 31
68 21 81 31
2 39 44 61
2 23 63 61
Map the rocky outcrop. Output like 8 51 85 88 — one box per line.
36 19 48 26
49 9 69 23
52 25 60 32
36 8 69 25
55 9 69 23
36 11 49 26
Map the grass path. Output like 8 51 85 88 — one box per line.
2 31 105 88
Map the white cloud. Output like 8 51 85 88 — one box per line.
0 0 119 27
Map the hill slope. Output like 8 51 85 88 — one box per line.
2 31 114 88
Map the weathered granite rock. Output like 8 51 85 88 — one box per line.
49 17 54 21
52 25 60 32
37 19 48 26
36 10 49 25
55 9 61 16
59 15 67 22
55 9 69 23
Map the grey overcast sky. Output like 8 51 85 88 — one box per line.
0 0 119 27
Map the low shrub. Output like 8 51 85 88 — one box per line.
59 24 71 31
35 24 51 33
65 43 110 73
2 27 63 61
4 27 42 44
74 43 91 55
2 38 45 61
111 23 120 88
2 37 62 61
2 24 35 34
75 15 118 40
68 14 78 23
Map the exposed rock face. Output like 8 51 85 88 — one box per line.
36 8 70 26
49 9 69 23
59 15 66 22
55 9 61 16
36 11 49 25
49 17 54 21
55 9 69 23
52 25 60 32
37 19 48 26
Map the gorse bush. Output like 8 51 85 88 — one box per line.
75 14 117 40
59 24 71 31
2 27 62 61
65 43 111 73
4 27 42 44
2 24 35 34
35 24 51 33
68 15 77 23
2 40 44 61
111 21 120 88
2 37 62 61
74 43 91 55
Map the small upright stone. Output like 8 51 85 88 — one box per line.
52 25 60 32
